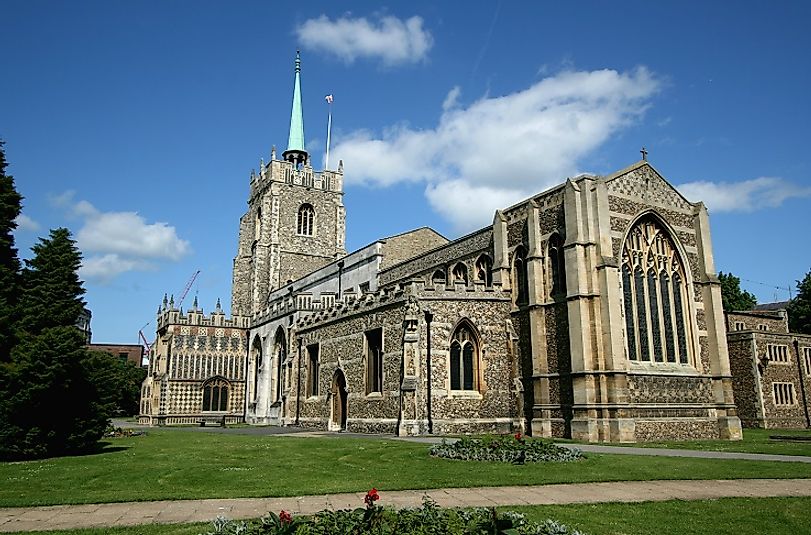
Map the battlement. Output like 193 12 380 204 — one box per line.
249 153 343 200
157 296 250 330
294 278 510 331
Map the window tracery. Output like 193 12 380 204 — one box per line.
475 254 493 286
297 204 314 236
621 217 690 364
450 321 479 391
202 377 230 412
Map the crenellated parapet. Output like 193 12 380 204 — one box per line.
294 278 511 332
157 295 250 330
248 156 344 202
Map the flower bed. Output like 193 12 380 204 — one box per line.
430 434 582 464
202 489 587 534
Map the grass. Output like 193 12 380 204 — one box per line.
2 430 811 507
512 496 811 535
5 497 811 535
575 428 811 456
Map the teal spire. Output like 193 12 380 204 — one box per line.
284 51 307 165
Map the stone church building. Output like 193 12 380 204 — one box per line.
140 53 752 442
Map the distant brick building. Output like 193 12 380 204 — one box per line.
88 344 145 367
726 308 811 428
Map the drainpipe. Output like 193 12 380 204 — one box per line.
794 339 811 428
295 338 302 426
424 310 433 434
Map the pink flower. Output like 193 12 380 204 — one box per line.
279 510 292 524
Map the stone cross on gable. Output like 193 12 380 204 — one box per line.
640 147 648 161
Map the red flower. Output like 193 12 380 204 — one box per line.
279 510 292 524
514 433 522 441
364 487 380 507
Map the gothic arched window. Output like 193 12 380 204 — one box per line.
475 254 493 286
297 204 314 236
449 321 479 391
431 269 446 286
548 233 566 296
513 247 529 305
251 337 262 402
621 217 690 365
452 263 468 285
202 377 230 412
274 328 286 402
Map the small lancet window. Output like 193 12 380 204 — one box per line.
548 234 566 296
513 247 529 305
431 269 446 286
297 204 314 236
251 337 262 402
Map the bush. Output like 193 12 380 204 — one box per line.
429 434 583 463
202 490 587 534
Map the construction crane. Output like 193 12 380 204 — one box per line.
177 270 201 309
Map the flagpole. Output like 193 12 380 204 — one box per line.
325 96 333 170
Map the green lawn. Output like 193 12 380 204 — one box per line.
6 498 811 535
576 428 811 456
2 430 811 507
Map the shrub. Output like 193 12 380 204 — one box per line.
429 434 583 463
201 490 588 534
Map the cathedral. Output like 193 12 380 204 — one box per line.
140 53 809 441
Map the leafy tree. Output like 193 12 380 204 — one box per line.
718 271 757 311
85 351 147 416
0 140 22 362
0 229 109 460
787 269 811 334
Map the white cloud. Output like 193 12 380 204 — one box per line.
52 195 191 282
332 67 661 231
295 14 433 65
14 214 40 232
442 86 461 112
677 177 811 213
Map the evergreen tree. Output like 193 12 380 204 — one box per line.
0 140 23 362
787 269 811 334
718 271 757 311
0 229 108 460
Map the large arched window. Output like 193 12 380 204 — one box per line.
513 247 529 305
202 377 230 412
548 233 566 296
297 204 314 236
621 216 690 365
273 328 286 402
449 321 479 391
251 336 262 402
475 254 493 286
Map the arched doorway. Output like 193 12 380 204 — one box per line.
330 369 348 431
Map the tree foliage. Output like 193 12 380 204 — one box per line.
787 269 811 334
0 229 110 460
718 271 757 311
0 140 22 361
85 351 147 416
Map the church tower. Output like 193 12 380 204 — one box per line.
231 51 347 317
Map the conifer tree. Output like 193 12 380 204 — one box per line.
787 269 811 335
0 140 22 362
0 229 108 459
718 271 757 311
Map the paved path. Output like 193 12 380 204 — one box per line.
2 479 810 532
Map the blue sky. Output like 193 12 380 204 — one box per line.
2 1 810 344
